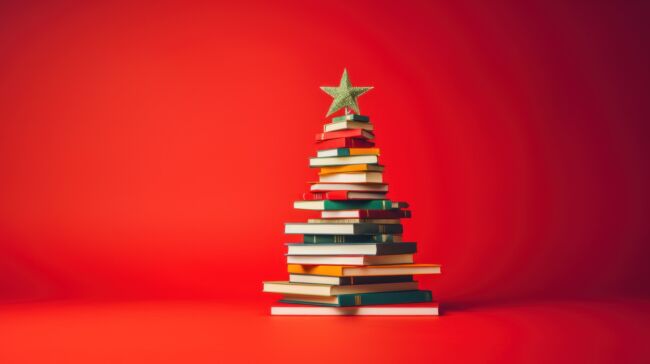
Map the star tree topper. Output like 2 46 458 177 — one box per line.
321 69 373 117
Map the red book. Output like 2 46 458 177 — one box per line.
315 137 375 150
302 191 388 201
321 209 412 219
315 129 374 141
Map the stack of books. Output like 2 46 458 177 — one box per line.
264 113 441 316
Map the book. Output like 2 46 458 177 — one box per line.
319 164 384 175
302 191 387 201
288 274 414 285
316 129 374 141
302 234 402 243
280 290 433 307
286 242 416 256
321 209 411 219
287 263 441 276
271 302 439 316
285 223 403 235
294 199 396 211
286 223 379 235
308 218 402 224
316 148 380 158
310 183 388 192
310 155 379 167
332 114 369 123
286 254 413 266
315 137 375 150
263 280 418 296
319 172 382 183
324 120 373 132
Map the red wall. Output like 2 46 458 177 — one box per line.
1 0 648 303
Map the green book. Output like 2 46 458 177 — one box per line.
332 114 370 123
280 290 433 307
294 200 397 211
302 233 402 243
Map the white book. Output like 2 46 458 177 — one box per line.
271 304 439 316
284 223 379 235
309 155 379 167
310 183 388 192
286 242 415 256
319 172 382 183
263 280 418 296
286 254 413 266
323 121 374 132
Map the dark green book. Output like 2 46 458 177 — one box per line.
280 290 433 307
294 200 397 211
332 114 370 123
302 233 402 243
288 274 414 285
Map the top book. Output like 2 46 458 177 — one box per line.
332 114 370 123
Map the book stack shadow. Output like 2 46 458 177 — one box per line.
264 114 441 315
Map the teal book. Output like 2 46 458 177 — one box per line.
302 233 402 243
332 114 370 123
280 290 433 307
294 200 397 211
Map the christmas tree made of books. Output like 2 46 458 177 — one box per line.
263 69 441 316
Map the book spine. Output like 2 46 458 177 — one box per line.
315 138 375 150
357 210 412 218
336 290 432 307
315 129 374 141
302 234 372 243
323 200 393 211
332 114 370 123
302 191 349 200
375 242 417 254
301 234 403 244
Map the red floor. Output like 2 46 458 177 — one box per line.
1 298 648 363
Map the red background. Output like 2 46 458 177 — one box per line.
1 1 649 363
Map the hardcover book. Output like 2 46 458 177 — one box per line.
331 114 370 123
285 223 403 235
316 129 374 141
310 155 379 167
307 218 402 224
321 209 411 219
288 274 414 285
315 137 375 150
294 199 396 211
280 290 433 307
324 120 374 132
319 164 384 175
302 233 402 243
286 242 417 256
271 302 439 316
302 191 387 201
319 171 383 183
286 254 414 266
310 182 388 192
263 280 418 296
287 263 441 276
316 148 380 158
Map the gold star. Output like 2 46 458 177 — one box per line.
320 69 373 117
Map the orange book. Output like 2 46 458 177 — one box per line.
287 264 441 277
320 164 384 175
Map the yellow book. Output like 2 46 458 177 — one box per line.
320 164 384 175
287 264 441 277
